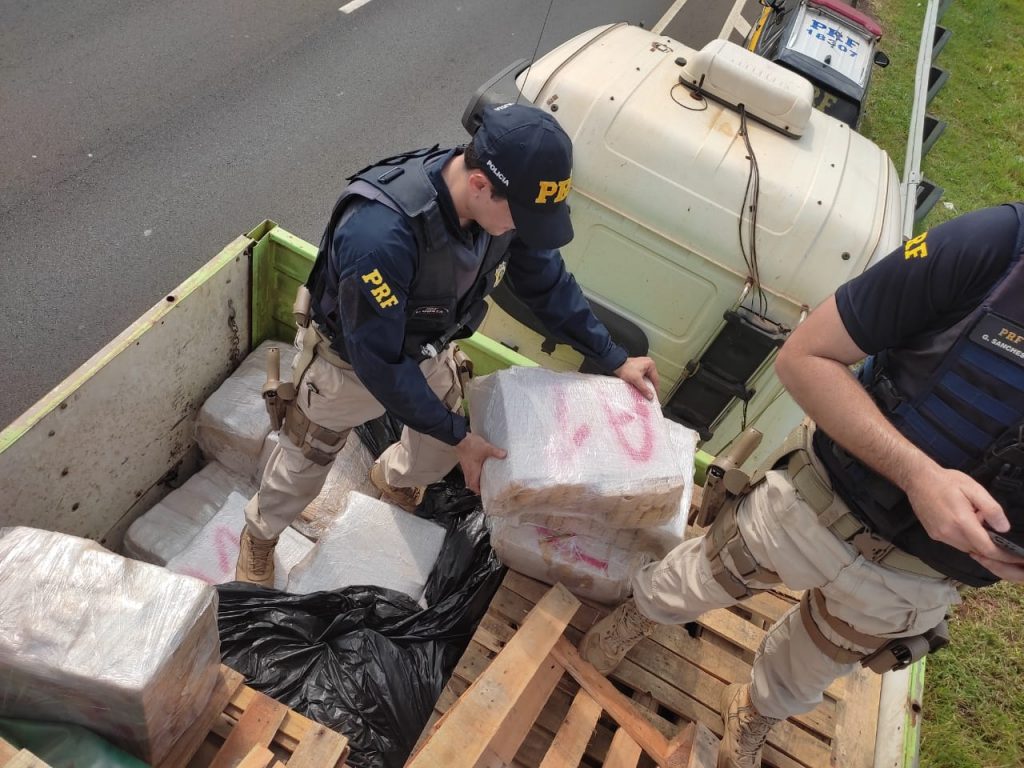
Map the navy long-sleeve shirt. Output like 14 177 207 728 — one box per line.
329 149 627 446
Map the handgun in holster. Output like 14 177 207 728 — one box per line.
861 618 950 673
452 345 474 395
691 427 763 527
293 285 312 329
262 346 297 431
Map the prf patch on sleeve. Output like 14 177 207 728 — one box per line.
361 268 399 309
903 231 929 260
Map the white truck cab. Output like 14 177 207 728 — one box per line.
465 23 902 460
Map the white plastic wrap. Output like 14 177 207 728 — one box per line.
292 434 379 540
518 500 687 559
287 492 446 604
165 491 314 590
488 517 651 604
471 368 687 527
0 527 221 764
195 340 297 479
517 418 698 550
123 461 257 565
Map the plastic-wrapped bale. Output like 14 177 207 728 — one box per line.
165 491 314 590
471 367 686 527
195 340 297 480
487 517 650 604
0 527 220 764
518 498 687 559
292 433 379 540
517 419 698 554
123 461 257 565
287 492 446 605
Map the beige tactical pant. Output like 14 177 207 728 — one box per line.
245 339 463 540
631 470 961 720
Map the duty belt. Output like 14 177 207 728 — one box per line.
302 324 350 369
278 324 353 466
785 448 947 580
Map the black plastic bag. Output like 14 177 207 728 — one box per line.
355 413 405 461
216 430 504 768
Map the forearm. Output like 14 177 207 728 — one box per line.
534 303 627 370
342 308 467 445
507 246 627 371
351 352 468 445
776 274 1017 567
778 336 1014 562
774 293 938 493
775 349 939 493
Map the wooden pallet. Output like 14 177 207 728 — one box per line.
423 570 881 768
166 665 350 768
0 667 347 768
409 583 713 768
0 738 50 768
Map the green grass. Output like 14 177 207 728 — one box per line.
921 583 1024 768
862 0 1024 228
859 2 1024 765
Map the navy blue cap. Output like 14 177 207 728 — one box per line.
473 103 574 249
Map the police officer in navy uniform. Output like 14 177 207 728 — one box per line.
580 203 1024 768
236 102 659 586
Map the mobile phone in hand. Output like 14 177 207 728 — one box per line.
988 530 1024 559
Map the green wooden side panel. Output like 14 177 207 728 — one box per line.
457 333 537 374
249 221 316 346
693 450 713 486
905 659 927 768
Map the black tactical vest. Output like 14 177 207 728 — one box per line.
307 147 515 361
815 204 1024 585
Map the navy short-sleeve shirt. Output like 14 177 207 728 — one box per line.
836 204 1021 351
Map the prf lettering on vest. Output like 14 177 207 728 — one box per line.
361 268 399 309
1000 327 1024 345
535 177 572 204
903 231 929 260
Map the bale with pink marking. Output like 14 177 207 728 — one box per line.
470 368 689 528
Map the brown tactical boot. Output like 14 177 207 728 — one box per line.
369 461 425 512
578 599 659 674
718 684 781 768
235 528 278 587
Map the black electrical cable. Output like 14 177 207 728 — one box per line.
670 83 709 112
518 0 558 104
737 106 770 318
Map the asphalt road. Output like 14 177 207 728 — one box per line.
0 0 751 427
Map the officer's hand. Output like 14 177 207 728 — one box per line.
970 552 1024 583
456 432 507 494
614 356 660 400
906 464 1010 559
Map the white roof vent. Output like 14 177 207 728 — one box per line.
678 39 814 138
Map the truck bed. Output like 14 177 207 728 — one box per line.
0 222 917 768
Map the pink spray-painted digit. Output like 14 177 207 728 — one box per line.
555 387 592 454
601 385 655 463
537 526 609 573
214 525 239 575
